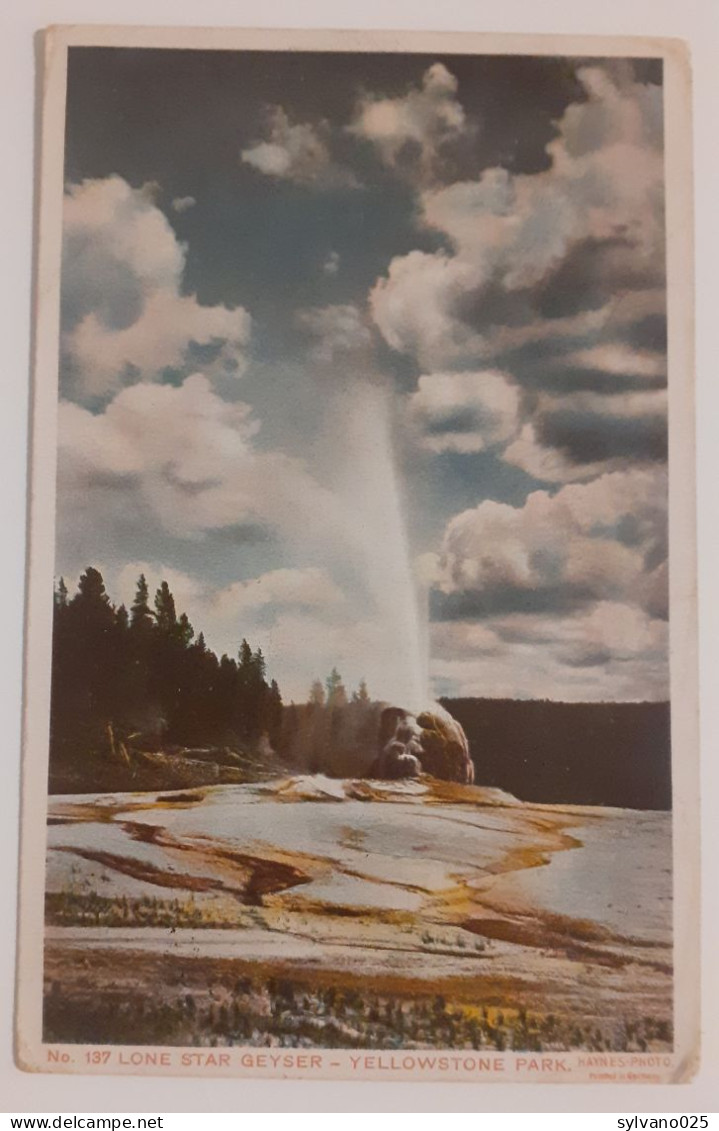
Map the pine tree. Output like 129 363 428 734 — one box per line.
352 678 370 704
178 612 194 647
56 567 118 758
309 680 325 707
238 639 253 671
49 567 289 786
74 566 113 613
266 678 283 745
154 582 177 634
253 647 266 682
325 667 347 708
247 647 269 738
216 653 239 741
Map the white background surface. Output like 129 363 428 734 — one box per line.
2 0 718 1114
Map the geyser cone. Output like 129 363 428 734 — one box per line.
374 700 474 785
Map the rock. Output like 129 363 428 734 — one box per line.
415 707 474 784
372 703 474 784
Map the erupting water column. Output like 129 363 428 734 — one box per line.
315 374 474 784
332 379 429 712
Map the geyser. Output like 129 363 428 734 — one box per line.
331 380 428 710
307 374 474 784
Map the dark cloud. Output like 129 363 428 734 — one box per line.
558 646 615 668
61 241 146 333
622 313 667 353
424 406 493 438
533 237 663 321
448 238 664 347
430 585 593 622
206 523 273 546
524 364 663 397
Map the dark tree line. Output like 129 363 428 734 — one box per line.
442 697 672 809
50 567 283 777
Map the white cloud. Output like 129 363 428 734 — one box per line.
171 195 196 213
351 62 466 181
546 387 667 422
56 372 432 706
369 250 481 368
241 107 356 188
62 177 251 398
408 370 521 453
562 343 666 380
247 609 427 705
212 567 344 619
322 250 341 276
69 290 250 397
57 373 339 543
369 67 667 478
372 67 663 360
429 602 668 701
420 67 664 289
296 303 373 363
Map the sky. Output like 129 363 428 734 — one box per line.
55 47 669 704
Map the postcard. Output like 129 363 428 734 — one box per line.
16 25 698 1084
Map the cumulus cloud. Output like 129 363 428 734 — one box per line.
562 343 666 382
295 303 374 364
212 567 344 619
369 65 667 479
429 601 668 701
241 107 356 188
62 177 251 399
171 195 196 213
113 560 344 652
370 249 481 367
503 388 667 483
57 373 341 549
430 467 668 620
427 461 669 700
408 370 521 453
351 62 467 181
420 65 663 284
322 250 341 276
372 66 664 352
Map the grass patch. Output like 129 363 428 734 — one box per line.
46 890 240 930
43 970 672 1052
